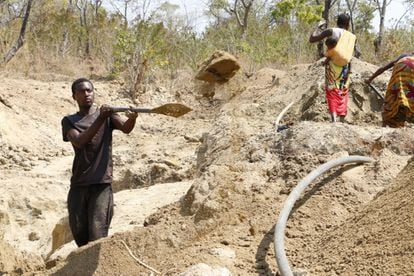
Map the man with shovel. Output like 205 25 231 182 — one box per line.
61 78 138 247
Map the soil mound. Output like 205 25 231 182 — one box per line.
302 157 414 275
1 57 414 275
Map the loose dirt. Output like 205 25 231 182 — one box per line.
0 57 413 275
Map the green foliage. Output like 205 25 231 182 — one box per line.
29 2 76 46
137 22 169 68
200 12 317 71
3 0 414 82
111 28 134 78
271 0 323 25
207 0 230 17
380 29 414 61
209 0 229 9
353 1 375 33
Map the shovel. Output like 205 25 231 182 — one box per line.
109 103 192 118
368 83 384 100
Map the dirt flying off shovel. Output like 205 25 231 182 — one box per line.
109 103 192 118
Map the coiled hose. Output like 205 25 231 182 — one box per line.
274 155 374 276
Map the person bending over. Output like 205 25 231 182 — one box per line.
365 52 414 127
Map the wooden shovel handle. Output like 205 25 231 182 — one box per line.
368 83 384 100
110 107 152 113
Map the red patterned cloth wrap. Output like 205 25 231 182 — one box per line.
324 59 350 116
326 87 349 116
382 55 414 127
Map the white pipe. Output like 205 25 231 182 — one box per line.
275 101 294 130
274 155 374 276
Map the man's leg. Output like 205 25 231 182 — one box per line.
67 186 90 247
88 184 114 242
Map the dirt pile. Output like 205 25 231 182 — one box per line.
1 57 414 275
302 156 414 275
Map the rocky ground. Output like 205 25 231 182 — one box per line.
0 57 413 275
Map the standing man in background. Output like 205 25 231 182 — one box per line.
309 13 357 123
61 78 138 247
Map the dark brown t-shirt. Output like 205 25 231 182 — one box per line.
62 110 117 186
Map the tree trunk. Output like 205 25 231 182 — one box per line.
76 0 91 58
133 58 148 94
59 1 74 57
317 0 331 58
374 0 387 54
124 0 129 29
345 0 357 33
3 0 33 64
233 0 254 39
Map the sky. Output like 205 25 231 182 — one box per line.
164 0 211 33
372 0 407 31
109 0 410 34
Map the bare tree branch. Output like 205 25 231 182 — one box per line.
393 3 413 29
374 0 392 54
317 0 331 58
228 0 254 38
3 0 33 64
233 0 243 27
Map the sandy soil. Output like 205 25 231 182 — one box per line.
1 57 414 275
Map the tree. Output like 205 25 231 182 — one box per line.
372 0 392 54
74 0 91 57
351 0 374 33
316 0 333 57
109 0 154 27
207 0 256 39
109 0 132 28
59 0 76 57
344 0 357 33
231 0 255 38
152 1 181 30
3 0 33 64
207 0 229 24
271 0 323 25
71 0 105 58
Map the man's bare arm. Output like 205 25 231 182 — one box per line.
111 112 137 134
67 106 112 148
365 58 398 84
309 28 332 43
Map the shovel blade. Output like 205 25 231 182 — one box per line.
151 103 192 117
